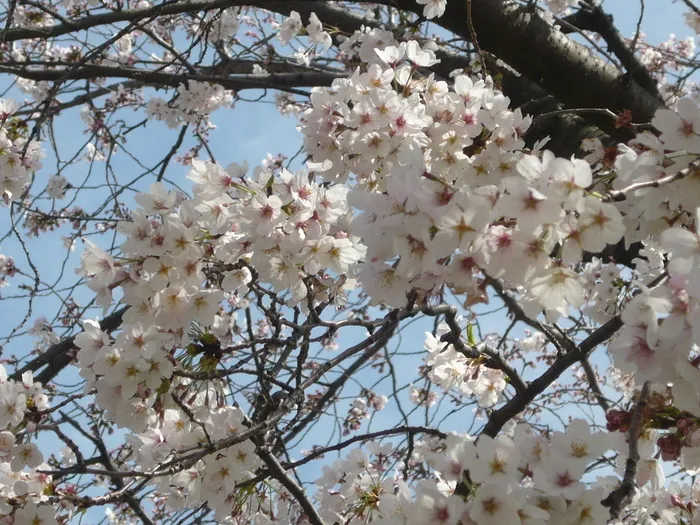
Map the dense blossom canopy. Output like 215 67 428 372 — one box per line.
2 0 700 524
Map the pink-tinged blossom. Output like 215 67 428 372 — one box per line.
652 97 700 153
471 435 521 486
529 267 586 320
78 239 117 289
10 443 42 472
469 483 521 524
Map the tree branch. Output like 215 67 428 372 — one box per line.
0 65 337 96
10 306 128 384
257 447 326 525
560 1 661 100
601 381 651 518
480 314 623 438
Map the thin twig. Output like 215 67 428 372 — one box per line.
465 0 488 75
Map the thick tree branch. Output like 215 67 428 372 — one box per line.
0 0 289 42
560 2 661 100
398 0 664 121
10 306 128 384
257 447 326 525
0 65 337 95
481 272 668 438
480 314 624 438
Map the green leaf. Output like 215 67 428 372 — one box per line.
466 323 476 346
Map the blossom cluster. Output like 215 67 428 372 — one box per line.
312 419 678 525
0 366 57 524
131 405 268 520
71 151 368 517
300 36 626 323
195 7 241 43
273 11 332 65
74 154 366 419
40 5 700 523
146 82 234 128
423 322 507 408
0 100 43 204
61 16 700 518
74 320 279 519
602 99 700 451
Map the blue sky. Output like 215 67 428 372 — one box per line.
606 0 691 41
0 0 694 519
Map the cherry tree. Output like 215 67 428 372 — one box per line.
1 0 700 523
